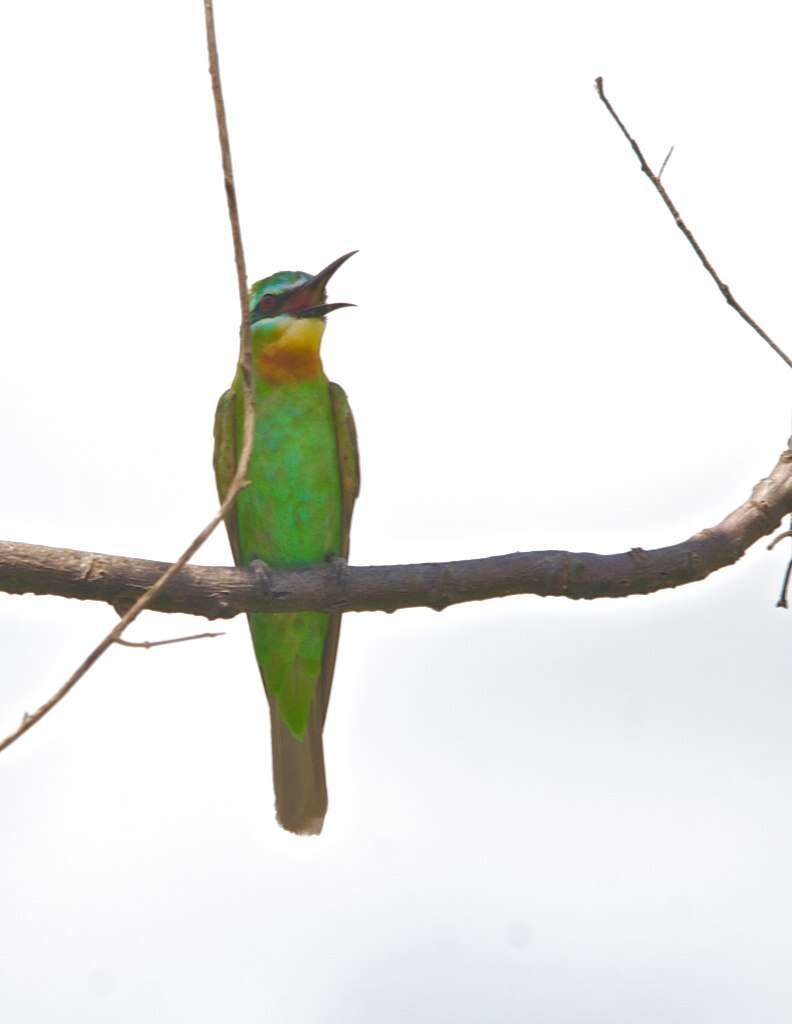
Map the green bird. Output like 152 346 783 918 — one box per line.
213 251 359 835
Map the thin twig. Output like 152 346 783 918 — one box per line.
0 0 254 755
116 631 225 650
771 513 792 607
595 77 792 372
657 145 674 180
776 560 792 608
767 530 792 552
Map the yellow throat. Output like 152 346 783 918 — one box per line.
255 317 325 385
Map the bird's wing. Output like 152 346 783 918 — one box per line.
329 380 361 559
315 381 361 726
212 384 243 565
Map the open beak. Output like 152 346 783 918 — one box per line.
289 250 357 319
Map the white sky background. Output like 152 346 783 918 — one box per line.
2 1 792 1020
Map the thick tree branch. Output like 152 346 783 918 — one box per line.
4 64 788 751
3 439 792 615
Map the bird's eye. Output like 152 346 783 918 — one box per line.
253 293 278 317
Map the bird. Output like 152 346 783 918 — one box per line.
213 251 359 835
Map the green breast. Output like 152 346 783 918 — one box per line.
236 374 342 567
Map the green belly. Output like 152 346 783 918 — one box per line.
236 375 342 737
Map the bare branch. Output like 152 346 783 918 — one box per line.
115 632 225 650
0 0 254 755
595 77 792 372
3 439 792 615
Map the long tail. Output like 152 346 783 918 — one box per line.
267 611 340 835
268 688 328 835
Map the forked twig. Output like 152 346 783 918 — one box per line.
116 631 225 650
657 145 674 180
595 77 792 372
0 0 254 754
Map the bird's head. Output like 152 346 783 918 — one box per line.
249 250 355 334
247 251 355 384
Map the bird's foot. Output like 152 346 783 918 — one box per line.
249 558 272 590
325 554 348 595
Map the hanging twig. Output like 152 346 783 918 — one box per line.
0 0 254 756
769 513 792 607
775 558 792 608
595 77 792 372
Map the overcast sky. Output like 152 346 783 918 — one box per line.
2 1 792 1021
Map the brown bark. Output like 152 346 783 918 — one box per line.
2 440 791 618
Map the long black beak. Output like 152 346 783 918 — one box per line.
250 250 357 323
292 250 357 318
312 250 358 291
294 301 355 319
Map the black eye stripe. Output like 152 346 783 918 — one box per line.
252 293 281 318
